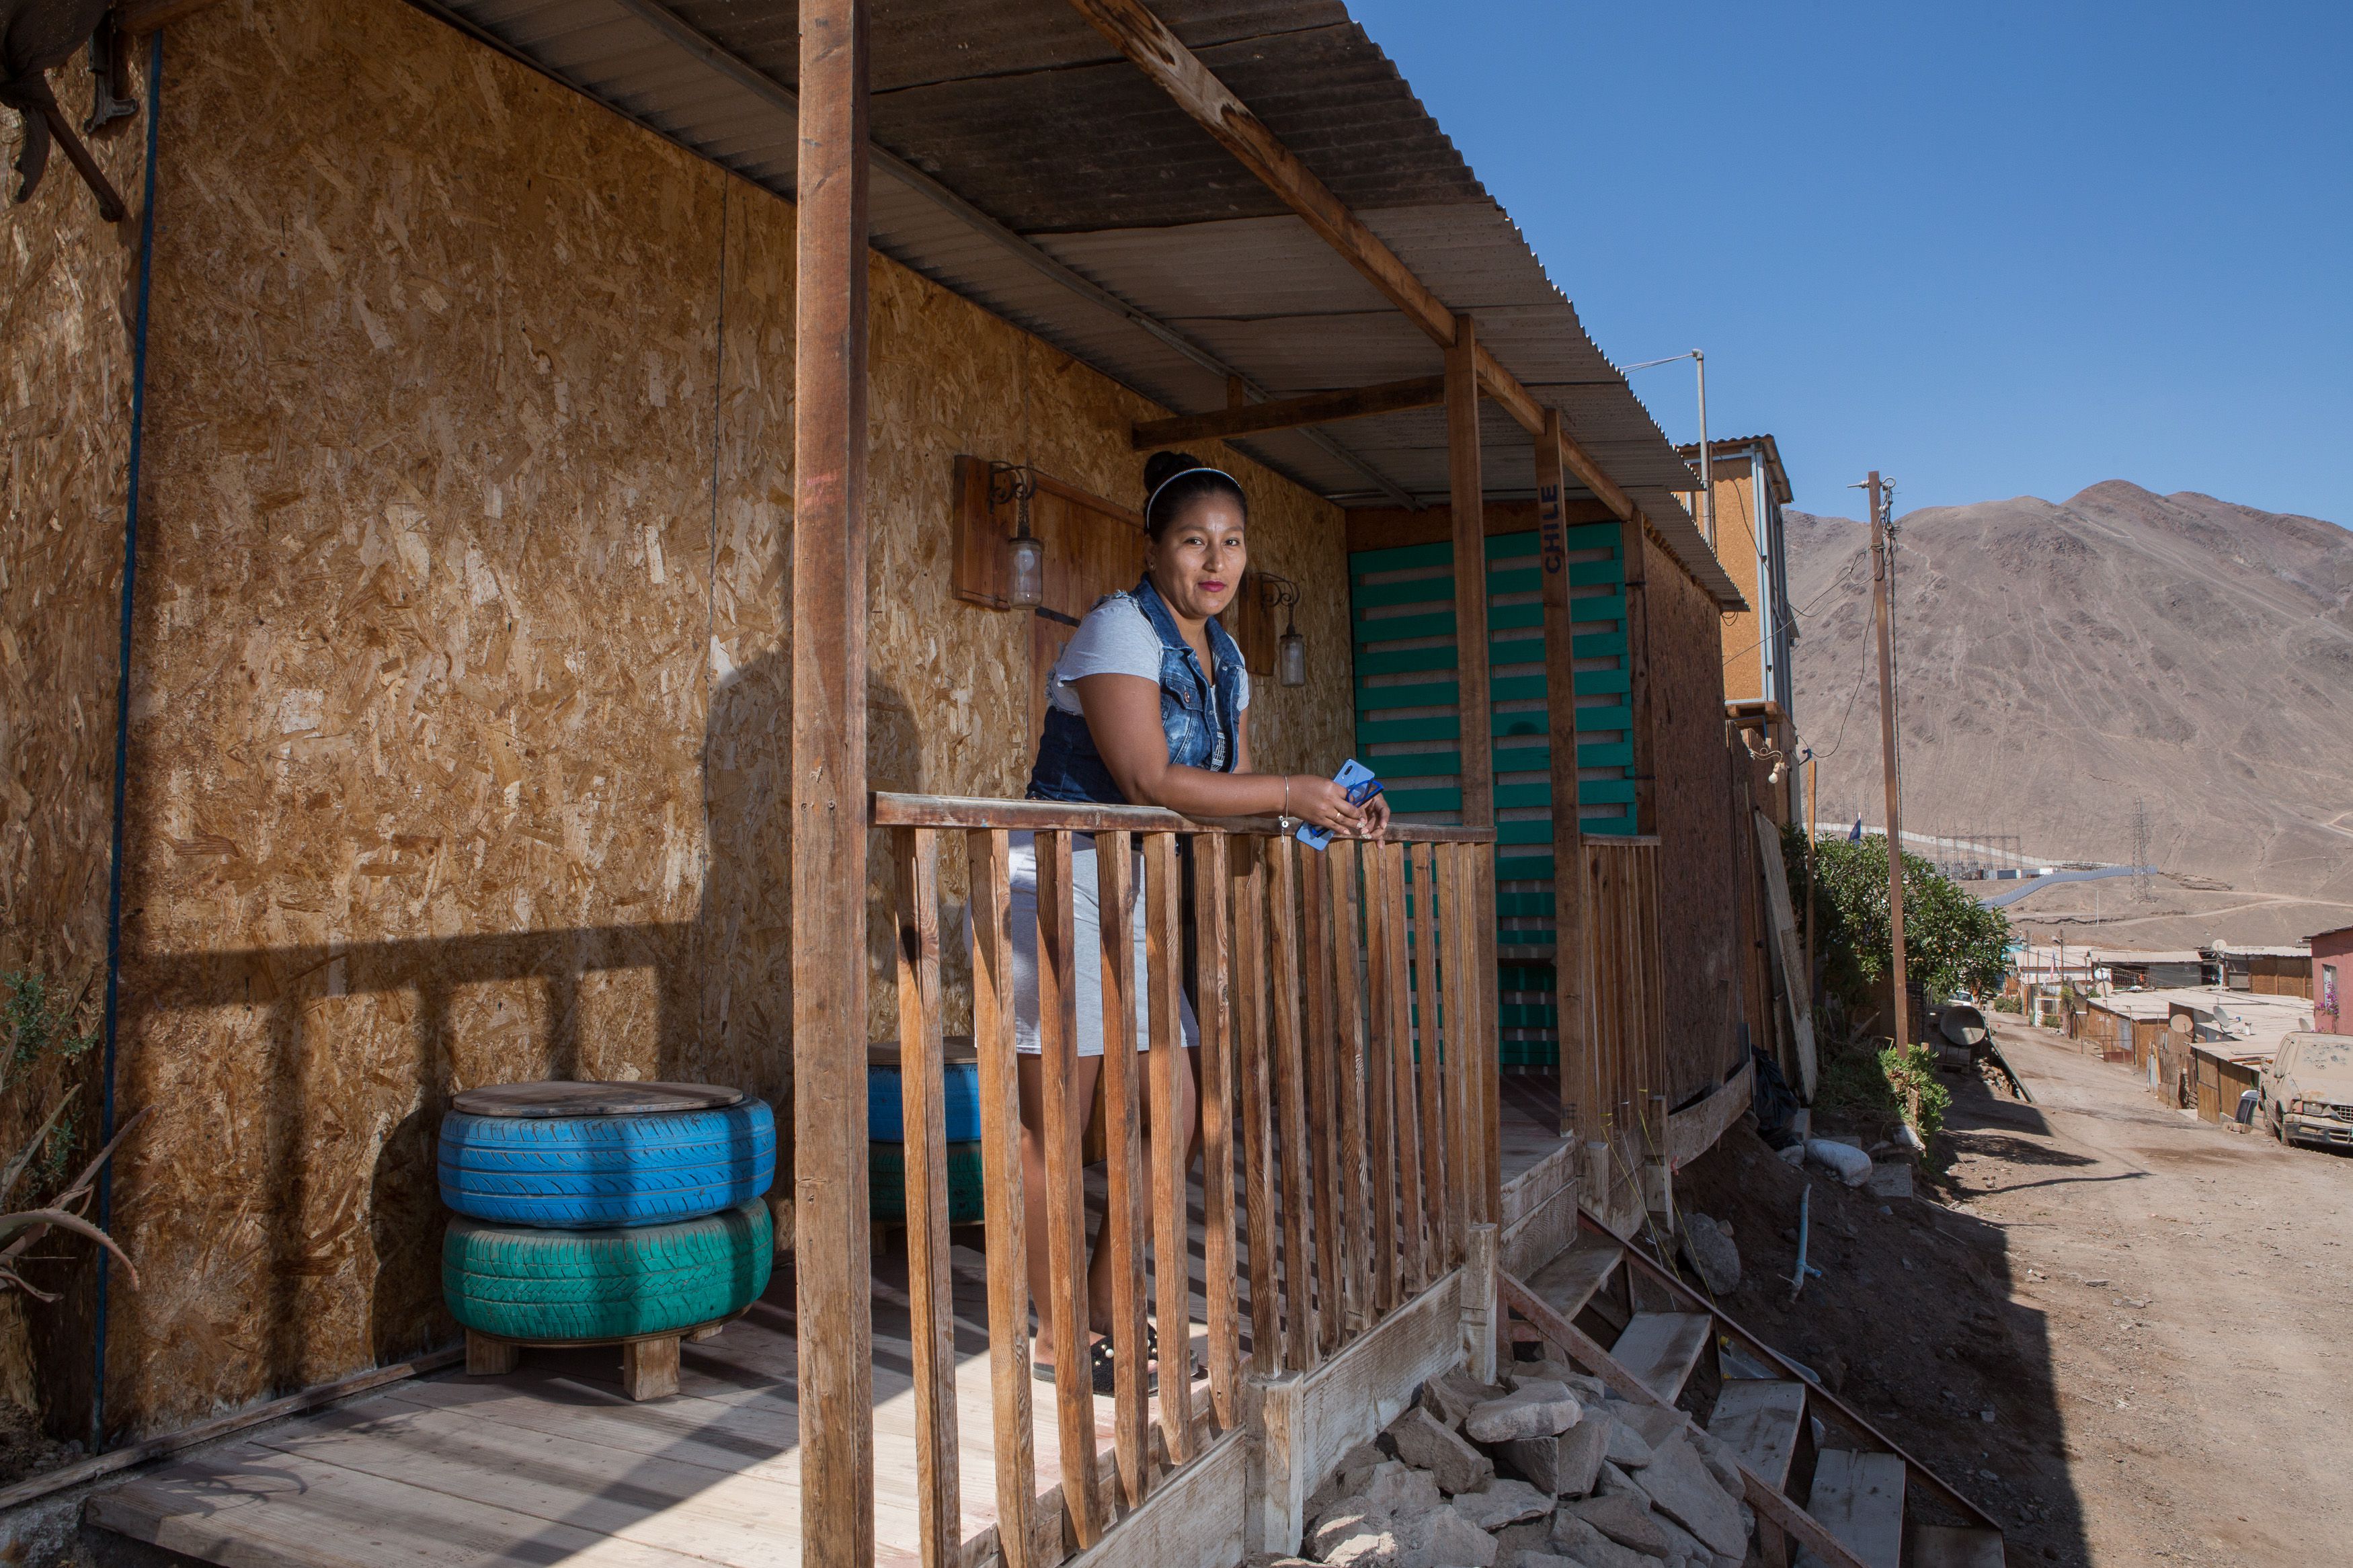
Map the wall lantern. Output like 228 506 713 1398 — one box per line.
1257 571 1307 687
990 462 1044 607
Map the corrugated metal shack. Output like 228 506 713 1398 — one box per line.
2205 943 2312 997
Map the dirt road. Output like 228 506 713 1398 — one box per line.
1944 1023 2352 1564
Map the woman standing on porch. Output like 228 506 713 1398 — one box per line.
1011 450 1388 1390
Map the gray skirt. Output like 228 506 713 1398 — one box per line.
998 831 1201 1057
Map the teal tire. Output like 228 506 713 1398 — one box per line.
870 1140 985 1224
444 1199 772 1342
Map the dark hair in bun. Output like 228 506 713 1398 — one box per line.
1142 450 1248 540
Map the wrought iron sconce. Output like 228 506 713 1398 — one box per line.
1257 571 1307 687
989 462 1043 607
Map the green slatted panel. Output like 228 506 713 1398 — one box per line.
1349 526 1635 1073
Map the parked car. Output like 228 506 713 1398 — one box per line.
2256 1033 2353 1151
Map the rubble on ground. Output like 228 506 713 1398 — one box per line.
1294 1361 1759 1568
1677 1212 1741 1294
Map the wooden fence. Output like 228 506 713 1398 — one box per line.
873 793 1499 1565
1566 836 1665 1155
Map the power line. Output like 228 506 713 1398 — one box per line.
1718 548 1867 673
1806 638 1878 761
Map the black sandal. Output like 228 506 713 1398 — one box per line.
1032 1337 1121 1395
1032 1329 1158 1395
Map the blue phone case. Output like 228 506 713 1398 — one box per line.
1296 759 1382 850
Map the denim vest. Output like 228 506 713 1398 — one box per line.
1026 578 1246 804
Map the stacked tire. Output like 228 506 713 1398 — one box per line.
868 1048 984 1224
439 1081 776 1344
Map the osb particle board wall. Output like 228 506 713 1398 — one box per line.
102 0 1350 1436
0 54 153 1432
1643 536 1745 1104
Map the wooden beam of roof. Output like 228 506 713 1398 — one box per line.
1066 0 1644 528
601 0 1416 509
1131 375 1443 450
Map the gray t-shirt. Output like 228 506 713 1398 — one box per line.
1047 593 1252 717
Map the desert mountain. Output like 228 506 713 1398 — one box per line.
1786 481 2353 947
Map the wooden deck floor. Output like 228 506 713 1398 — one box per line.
91 1250 1210 1568
94 1102 1575 1568
1498 1073 1564 1189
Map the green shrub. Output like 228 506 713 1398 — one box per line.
1992 994 2022 1014
1780 826 2012 1011
1879 1043 1952 1143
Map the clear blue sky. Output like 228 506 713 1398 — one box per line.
1351 1 2353 525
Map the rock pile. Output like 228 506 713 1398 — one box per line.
1294 1363 1756 1568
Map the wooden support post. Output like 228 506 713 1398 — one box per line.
1478 848 1503 1226
895 829 959 1567
793 2 873 1561
1252 1373 1309 1559
1536 412 1590 1142
1447 315 1494 831
622 1337 680 1403
465 1331 517 1377
965 829 1037 1568
1460 1223 1498 1383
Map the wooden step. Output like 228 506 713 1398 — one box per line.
1704 1378 1806 1490
1798 1450 1906 1568
1527 1235 1622 1320
1608 1312 1710 1402
1908 1522 2007 1567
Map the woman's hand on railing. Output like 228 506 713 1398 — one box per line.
1289 774 1381 839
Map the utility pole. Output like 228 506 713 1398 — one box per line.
1803 749 1819 1012
1868 471 1909 1049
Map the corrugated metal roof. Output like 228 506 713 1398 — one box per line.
1680 435 1794 506
427 0 1745 605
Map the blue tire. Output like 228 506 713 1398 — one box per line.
438 1100 775 1228
868 1063 982 1141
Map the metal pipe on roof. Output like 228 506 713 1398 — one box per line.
1750 442 1774 708
1695 351 1714 548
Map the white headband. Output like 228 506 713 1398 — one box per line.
1144 465 1236 523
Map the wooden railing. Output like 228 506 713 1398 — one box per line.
873 792 1499 1565
1567 836 1667 1168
